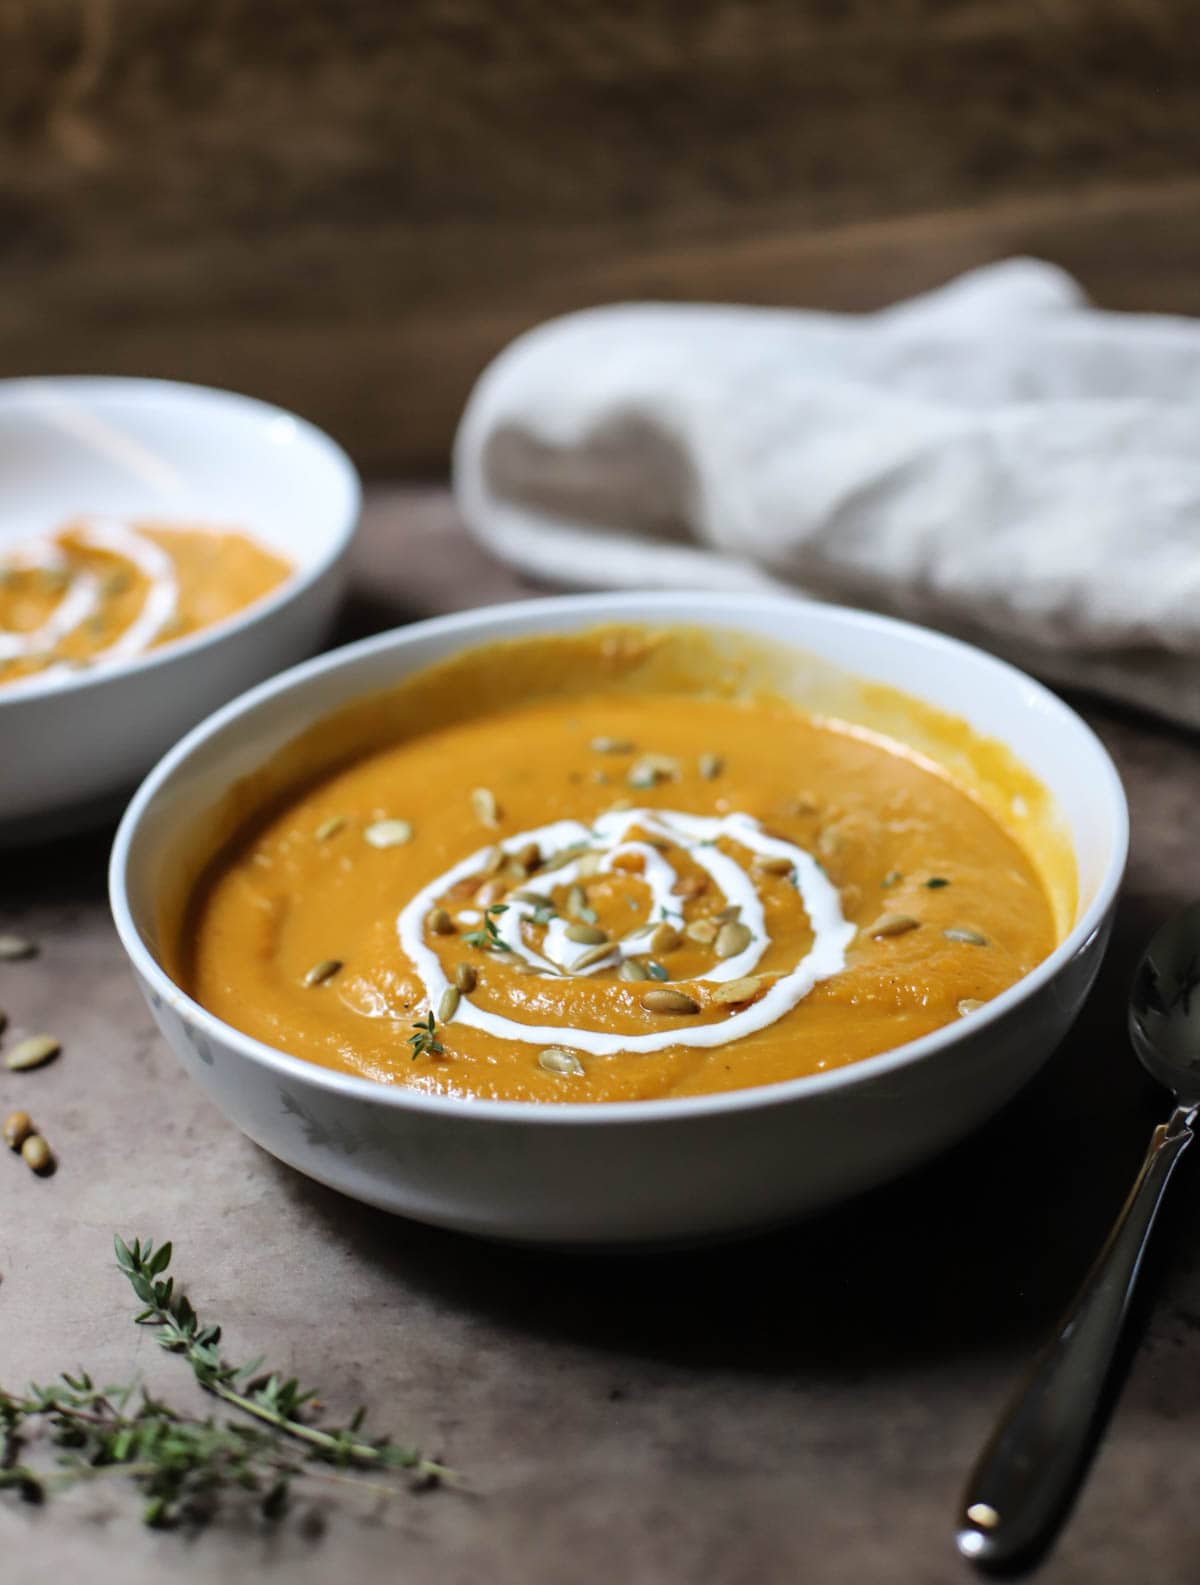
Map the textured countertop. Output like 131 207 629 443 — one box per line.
4 486 1200 1585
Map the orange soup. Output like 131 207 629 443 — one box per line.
0 517 292 688
175 627 1062 1104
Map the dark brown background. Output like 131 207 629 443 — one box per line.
3 0 1200 471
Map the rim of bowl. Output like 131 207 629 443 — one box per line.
109 590 1129 1129
0 375 361 707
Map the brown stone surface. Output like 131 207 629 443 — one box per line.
3 487 1200 1583
3 1 1200 469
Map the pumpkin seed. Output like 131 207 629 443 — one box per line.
944 926 989 946
437 986 460 1022
685 918 720 946
427 907 455 935
5 1034 61 1071
753 854 794 877
513 889 554 908
0 935 37 962
303 959 342 988
590 736 635 754
516 841 542 871
540 841 591 874
565 922 607 944
577 851 604 878
572 942 617 972
957 998 986 1016
715 921 753 959
698 753 723 780
565 884 588 919
21 1133 52 1173
539 1047 585 1076
627 753 678 789
454 962 477 993
503 857 529 882
715 905 742 924
364 818 413 849
470 787 500 827
618 959 650 981
672 873 708 899
868 914 921 939
314 815 347 842
649 922 681 955
710 976 763 1005
640 988 700 1015
924 876 950 889
480 845 505 875
3 1110 32 1149
474 880 505 907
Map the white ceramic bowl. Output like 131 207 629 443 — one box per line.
0 377 360 842
110 592 1128 1247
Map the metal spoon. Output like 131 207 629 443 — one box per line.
957 903 1200 1568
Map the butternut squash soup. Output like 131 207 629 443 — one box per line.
0 518 292 689
176 627 1063 1104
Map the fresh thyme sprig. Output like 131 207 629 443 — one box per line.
407 1011 443 1060
0 1236 451 1529
463 902 508 951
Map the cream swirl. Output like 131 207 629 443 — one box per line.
396 808 856 1057
0 518 179 685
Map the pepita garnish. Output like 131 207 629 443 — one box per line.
302 959 343 988
515 841 542 871
513 889 554 908
957 998 986 1016
640 988 700 1015
924 876 950 889
480 845 505 875
572 942 617 972
715 921 753 959
626 754 679 789
672 873 708 899
314 815 347 842
426 907 455 935
470 787 500 828
454 962 477 993
0 935 37 962
715 905 742 924
565 884 588 919
565 922 607 944
685 918 719 946
4 1034 60 1072
868 914 921 939
649 921 681 955
618 959 650 981
364 818 413 849
590 736 635 754
577 851 604 878
944 926 989 946
698 752 723 781
437 986 460 1022
710 976 763 1005
538 1047 585 1076
752 855 794 877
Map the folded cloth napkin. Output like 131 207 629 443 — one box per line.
453 259 1200 729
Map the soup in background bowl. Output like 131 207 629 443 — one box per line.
111 592 1126 1245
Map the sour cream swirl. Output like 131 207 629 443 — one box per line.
396 808 856 1057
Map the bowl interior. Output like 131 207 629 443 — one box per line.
0 377 357 568
116 594 1128 1106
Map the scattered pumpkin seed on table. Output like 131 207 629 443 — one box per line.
21 1133 52 1173
3 1110 32 1149
0 935 37 962
5 1034 61 1072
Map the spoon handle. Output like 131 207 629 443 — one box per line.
957 1104 1195 1567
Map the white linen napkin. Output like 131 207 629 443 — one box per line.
453 259 1200 728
